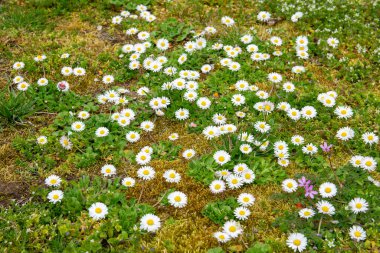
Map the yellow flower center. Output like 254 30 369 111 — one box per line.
229 226 236 232
95 207 102 214
174 196 181 202
147 219 154 225
293 239 301 246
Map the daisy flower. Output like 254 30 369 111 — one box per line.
37 136 48 145
322 96 336 107
286 233 308 252
228 62 241 71
212 114 227 125
47 190 64 204
77 111 90 120
203 126 220 140
126 131 140 143
204 26 217 34
95 127 109 137
61 67 73 76
223 220 242 238
334 106 353 119
213 231 231 243
299 208 315 219
34 54 46 62
13 76 23 84
60 136 72 150
257 11 271 22
348 198 368 214
296 36 308 46
88 202 108 220
221 16 235 26
73 67 86 76
213 150 231 165
135 152 151 165
13 61 25 70
362 132 378 145
140 121 155 132
137 166 156 180
140 214 161 232
197 97 211 109
237 193 255 207
282 179 298 193
226 175 244 189
17 82 29 91
277 102 291 111
111 15 122 24
241 34 253 44
360 156 377 171
168 191 187 208
292 66 305 74
268 72 282 83
215 170 230 179
319 182 337 198
283 82 295 92
316 200 335 215
182 149 196 160
45 175 62 187
175 108 190 120
301 106 317 119
350 155 363 168
270 36 282 46
327 37 339 48
209 180 226 194
101 164 116 177
349 226 366 241
71 121 85 132
102 75 114 84
291 137 303 147
336 127 355 141
240 144 252 154
168 133 179 141
37 78 48 86
254 121 271 133
163 169 181 183
231 94 245 106
302 143 318 155
122 177 135 187
234 207 251 220
288 108 301 121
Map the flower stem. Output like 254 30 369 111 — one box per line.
317 216 323 235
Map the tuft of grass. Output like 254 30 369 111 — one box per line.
0 90 38 125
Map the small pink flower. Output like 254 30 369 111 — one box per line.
189 122 197 127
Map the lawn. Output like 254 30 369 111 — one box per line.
0 0 379 252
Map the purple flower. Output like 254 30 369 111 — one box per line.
304 184 318 199
298 176 311 188
320 142 333 153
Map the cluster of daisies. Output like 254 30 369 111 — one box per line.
213 193 255 243
12 53 84 93
282 177 370 251
12 3 378 251
111 4 156 24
